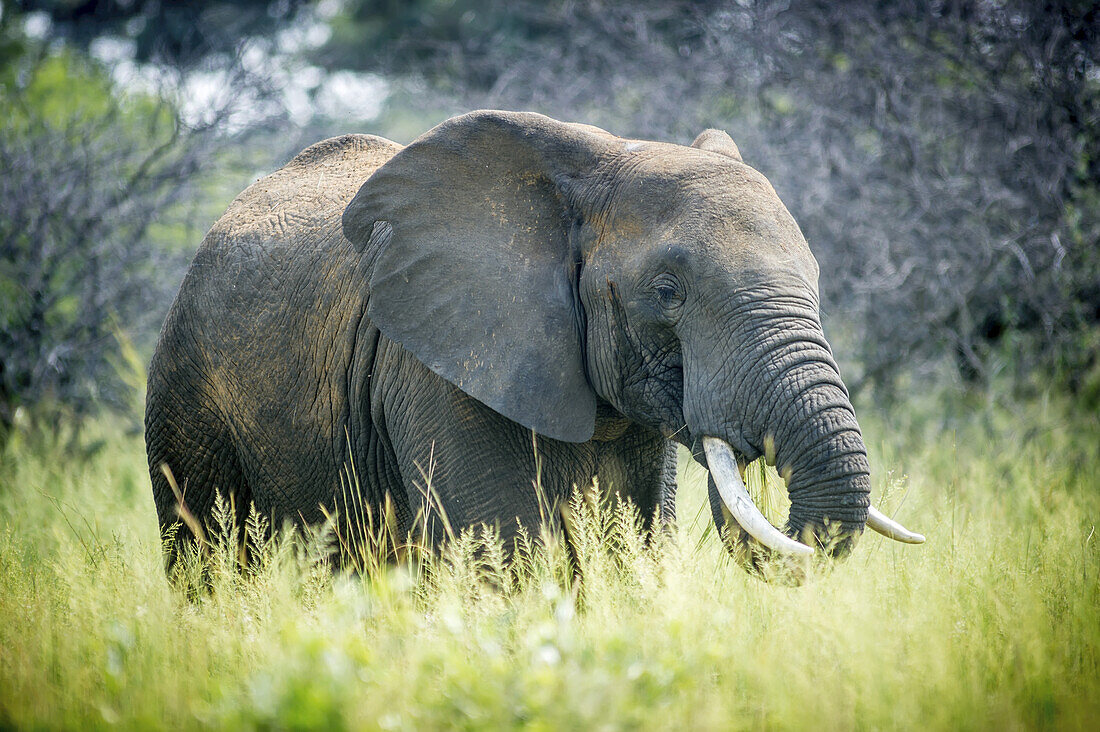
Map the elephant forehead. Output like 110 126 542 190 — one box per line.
683 187 811 260
609 153 789 230
686 209 818 286
611 144 768 196
598 157 815 272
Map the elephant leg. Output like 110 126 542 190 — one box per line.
595 426 677 532
373 342 598 550
146 385 252 574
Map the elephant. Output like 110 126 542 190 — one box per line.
145 110 923 580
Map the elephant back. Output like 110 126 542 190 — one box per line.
205 134 405 257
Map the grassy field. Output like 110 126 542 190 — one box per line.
1 389 1097 730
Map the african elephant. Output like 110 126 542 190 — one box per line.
145 110 922 579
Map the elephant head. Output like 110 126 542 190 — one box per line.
343 110 922 577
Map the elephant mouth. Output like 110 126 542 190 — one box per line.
703 436 925 565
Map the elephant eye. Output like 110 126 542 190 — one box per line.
653 275 684 310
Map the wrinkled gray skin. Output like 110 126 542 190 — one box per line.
146 111 870 577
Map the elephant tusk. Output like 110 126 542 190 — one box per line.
866 506 926 544
703 437 815 557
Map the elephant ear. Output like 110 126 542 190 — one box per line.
343 111 618 442
691 129 743 162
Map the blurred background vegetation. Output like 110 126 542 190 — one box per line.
1 5 1098 728
1 0 1098 450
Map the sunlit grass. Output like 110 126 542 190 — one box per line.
1 389 1097 730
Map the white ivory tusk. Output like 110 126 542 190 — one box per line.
866 506 926 544
703 437 815 557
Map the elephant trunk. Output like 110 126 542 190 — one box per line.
739 312 870 545
710 354 872 561
695 305 922 578
769 375 871 551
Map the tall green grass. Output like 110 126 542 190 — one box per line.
1 389 1097 730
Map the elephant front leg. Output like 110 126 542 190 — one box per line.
377 349 599 549
595 426 677 531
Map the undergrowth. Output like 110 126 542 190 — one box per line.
0 388 1097 730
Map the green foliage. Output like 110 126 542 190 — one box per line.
19 0 309 68
1 390 1097 729
0 39 218 446
0 6 293 449
316 0 715 95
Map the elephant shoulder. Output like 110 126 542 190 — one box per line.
203 134 404 255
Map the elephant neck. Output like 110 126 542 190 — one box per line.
590 401 632 442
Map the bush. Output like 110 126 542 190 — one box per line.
0 42 202 447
